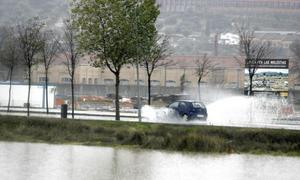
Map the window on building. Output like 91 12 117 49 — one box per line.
82 78 86 84
135 80 145 86
120 79 129 85
104 79 114 85
151 80 160 86
39 77 47 83
94 78 98 84
88 78 93 84
166 80 176 87
61 77 71 83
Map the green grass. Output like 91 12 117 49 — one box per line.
0 115 300 156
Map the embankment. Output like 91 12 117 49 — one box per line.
0 115 299 156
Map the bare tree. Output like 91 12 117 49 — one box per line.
60 19 80 119
17 18 44 117
290 40 300 79
236 24 271 96
194 54 216 100
0 26 7 47
40 30 59 114
180 73 186 93
0 26 21 112
143 35 170 105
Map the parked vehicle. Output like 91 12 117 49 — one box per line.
167 100 207 120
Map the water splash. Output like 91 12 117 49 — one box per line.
141 105 187 124
141 95 294 127
207 95 294 126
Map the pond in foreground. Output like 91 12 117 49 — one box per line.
0 142 299 180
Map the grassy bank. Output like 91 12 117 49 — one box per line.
0 115 300 156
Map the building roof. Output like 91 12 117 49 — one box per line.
162 55 241 69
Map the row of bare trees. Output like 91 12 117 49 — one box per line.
290 40 300 80
0 18 79 118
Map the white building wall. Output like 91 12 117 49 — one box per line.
0 84 56 108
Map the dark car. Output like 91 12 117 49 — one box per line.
167 100 207 120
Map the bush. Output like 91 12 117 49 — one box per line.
176 134 226 152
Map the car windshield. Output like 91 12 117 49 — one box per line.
169 102 179 108
192 102 205 108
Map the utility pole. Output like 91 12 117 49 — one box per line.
237 68 240 89
136 63 142 122
214 33 219 56
135 6 142 122
164 65 167 87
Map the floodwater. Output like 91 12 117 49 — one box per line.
0 142 300 180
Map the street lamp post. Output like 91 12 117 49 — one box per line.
136 63 142 122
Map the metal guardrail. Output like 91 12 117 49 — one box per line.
0 108 138 119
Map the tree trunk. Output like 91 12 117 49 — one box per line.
197 80 201 101
45 70 49 114
27 67 31 117
147 74 151 105
115 73 120 121
71 76 75 119
249 74 253 96
7 67 13 112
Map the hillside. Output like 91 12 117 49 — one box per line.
0 0 69 25
0 0 299 56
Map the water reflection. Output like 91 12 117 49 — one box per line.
0 142 299 180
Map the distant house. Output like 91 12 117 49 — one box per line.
218 33 240 46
